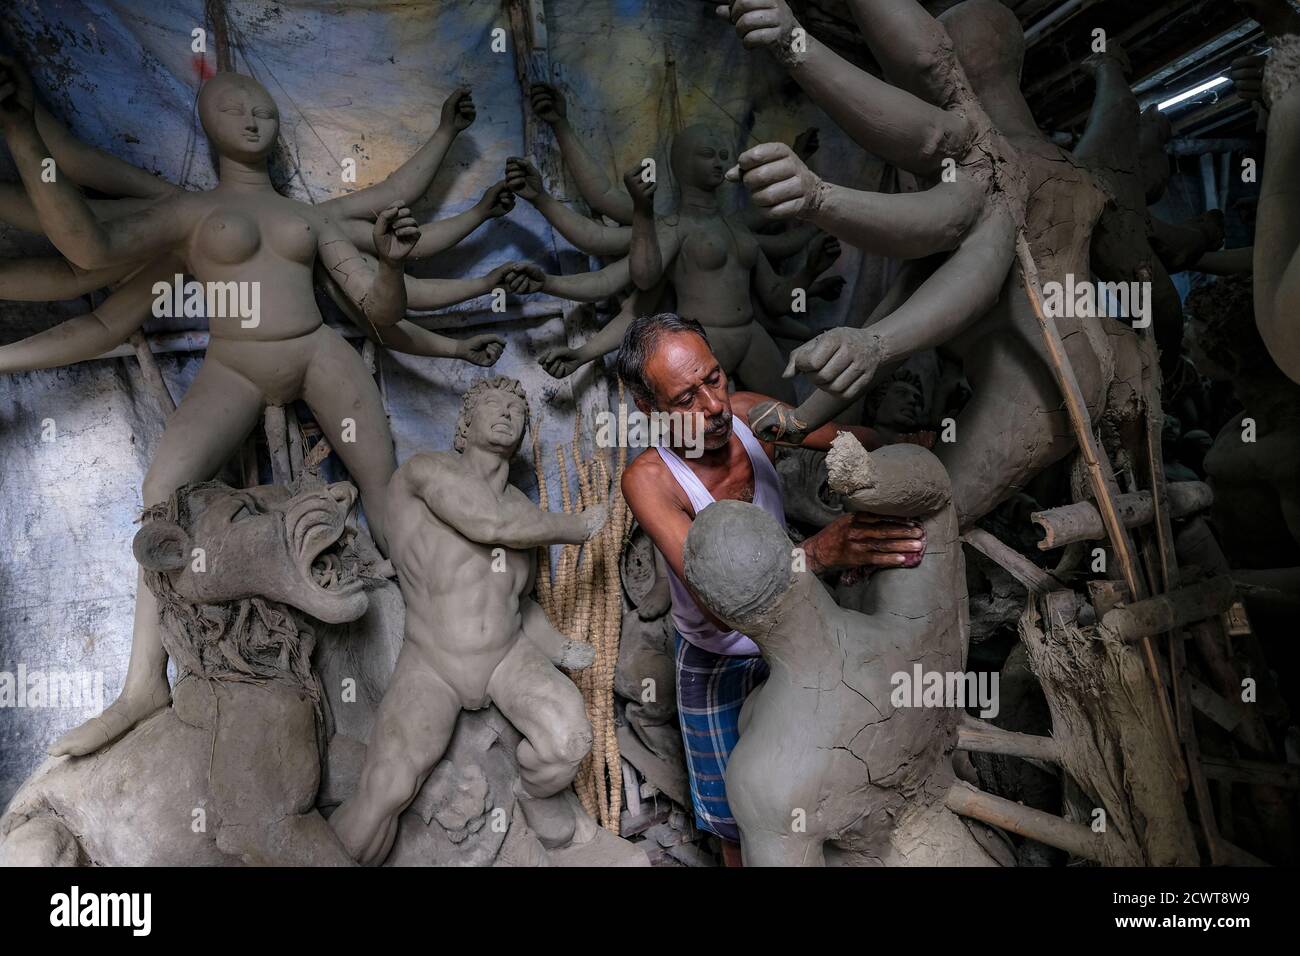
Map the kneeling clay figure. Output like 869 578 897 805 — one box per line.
329 377 604 865
683 435 1002 866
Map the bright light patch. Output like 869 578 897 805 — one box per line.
1158 75 1231 112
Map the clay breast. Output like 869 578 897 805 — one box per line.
680 222 733 271
193 205 317 266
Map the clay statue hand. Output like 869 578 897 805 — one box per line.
803 512 927 573
785 327 885 402
440 86 476 132
714 0 800 54
538 345 586 380
793 126 820 162
810 274 846 301
501 262 545 295
623 166 656 212
1231 53 1269 105
457 333 507 368
476 180 517 219
372 202 422 263
746 399 811 445
0 56 36 133
726 141 823 220
807 232 841 276
505 156 544 202
1083 40 1132 78
557 639 596 670
529 82 567 124
582 503 609 539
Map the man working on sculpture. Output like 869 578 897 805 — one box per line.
617 313 928 866
330 377 604 866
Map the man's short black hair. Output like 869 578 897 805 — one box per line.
616 312 710 406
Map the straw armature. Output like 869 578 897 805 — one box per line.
531 395 631 833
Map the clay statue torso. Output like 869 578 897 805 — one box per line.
386 451 533 707
181 187 348 342
668 210 760 328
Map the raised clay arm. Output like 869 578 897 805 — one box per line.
538 287 663 379
624 168 672 291
1192 246 1254 276
506 157 632 257
717 1 972 177
541 256 632 303
323 87 475 222
0 253 140 301
317 205 417 329
0 255 180 373
340 181 516 260
531 82 635 225
412 458 601 549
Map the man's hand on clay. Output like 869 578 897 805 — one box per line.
714 0 800 52
0 56 36 133
373 202 422 263
558 639 596 671
539 345 586 380
582 503 609 539
505 156 545 202
804 512 926 573
785 327 885 402
440 86 476 132
476 180 517 219
726 142 823 220
529 82 567 125
458 333 507 368
623 166 656 212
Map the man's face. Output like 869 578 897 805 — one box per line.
467 388 528 456
640 331 733 452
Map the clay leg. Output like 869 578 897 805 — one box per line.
329 642 462 865
488 637 593 797
302 329 397 553
49 356 265 756
940 344 1075 530
735 323 797 404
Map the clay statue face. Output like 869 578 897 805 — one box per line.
939 0 1026 89
639 330 733 451
465 388 529 456
198 73 281 164
670 125 732 193
872 372 926 431
133 481 368 625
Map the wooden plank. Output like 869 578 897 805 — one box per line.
945 781 1111 864
962 528 1059 595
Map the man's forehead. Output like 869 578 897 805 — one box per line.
647 333 715 394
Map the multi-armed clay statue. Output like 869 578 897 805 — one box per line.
682 435 999 865
714 0 1146 529
1234 0 1300 384
329 377 604 866
0 60 528 757
508 122 840 401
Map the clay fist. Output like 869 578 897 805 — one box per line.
505 156 544 202
539 346 587 380
808 233 841 276
787 327 885 401
477 180 517 219
623 166 656 212
458 333 507 368
440 86 476 132
1231 52 1269 105
714 0 800 52
372 202 421 263
529 82 567 124
726 142 823 220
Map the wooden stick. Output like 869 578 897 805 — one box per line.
126 330 176 416
961 528 1059 595
1200 756 1300 790
1099 577 1236 644
1030 483 1213 550
945 781 1110 863
957 714 1061 763
262 404 293 487
1016 233 1183 782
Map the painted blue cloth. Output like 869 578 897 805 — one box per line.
674 633 769 842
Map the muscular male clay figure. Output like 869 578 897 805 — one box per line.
330 377 603 865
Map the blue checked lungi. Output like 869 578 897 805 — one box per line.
674 633 770 842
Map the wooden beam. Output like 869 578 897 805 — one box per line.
1030 482 1212 550
957 714 1061 763
945 781 1111 864
962 528 1059 595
